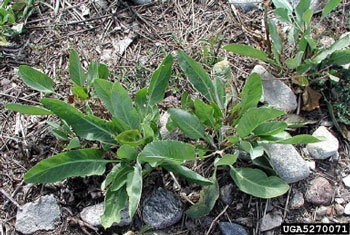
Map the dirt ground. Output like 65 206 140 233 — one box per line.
1 0 350 234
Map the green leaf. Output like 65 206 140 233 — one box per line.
275 134 321 144
162 162 213 186
5 103 52 115
24 148 109 183
126 161 143 218
253 121 288 136
194 99 216 128
229 166 289 198
181 92 194 110
69 49 86 86
51 129 69 141
268 19 283 53
237 107 286 138
272 0 293 14
109 165 133 191
275 8 291 23
213 77 226 110
228 136 240 145
177 50 216 102
138 140 195 164
240 73 263 113
295 0 311 26
41 98 119 144
214 152 238 167
101 164 121 190
185 178 219 219
94 79 141 130
224 44 275 64
321 0 342 21
302 9 313 25
135 88 148 116
101 187 127 229
312 34 350 64
71 86 88 99
98 63 110 80
18 65 54 93
86 61 99 85
148 54 173 105
260 131 292 142
285 51 304 69
167 108 207 141
117 145 138 161
116 130 144 147
66 137 80 150
329 49 350 65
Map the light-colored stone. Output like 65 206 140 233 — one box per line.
320 36 335 48
306 126 339 159
228 0 261 13
335 204 345 216
305 177 333 205
321 217 330 223
264 144 310 183
252 65 297 112
335 198 345 205
344 203 350 215
260 212 283 232
112 38 134 56
306 161 316 171
290 190 304 209
15 195 60 234
316 206 328 217
80 203 131 227
159 112 170 138
343 175 350 188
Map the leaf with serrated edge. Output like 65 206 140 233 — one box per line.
229 166 289 198
24 148 110 183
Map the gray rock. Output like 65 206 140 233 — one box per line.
321 217 330 223
142 188 183 229
220 184 234 205
264 144 310 183
316 206 329 217
290 190 304 209
219 222 248 235
252 65 297 112
228 0 261 13
344 203 350 215
15 195 61 234
112 37 134 56
343 175 350 188
305 177 333 205
260 212 283 232
80 203 131 227
306 126 339 159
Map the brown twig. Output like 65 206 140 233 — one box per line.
205 205 229 235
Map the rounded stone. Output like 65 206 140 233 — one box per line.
305 177 334 205
219 222 248 235
306 126 339 159
142 188 183 229
289 190 304 209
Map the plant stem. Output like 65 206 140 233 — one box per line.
264 0 272 57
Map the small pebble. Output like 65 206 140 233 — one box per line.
260 212 283 232
290 190 304 209
316 206 328 217
321 217 330 223
343 175 350 188
344 203 350 215
335 204 344 216
305 177 334 205
335 198 345 205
